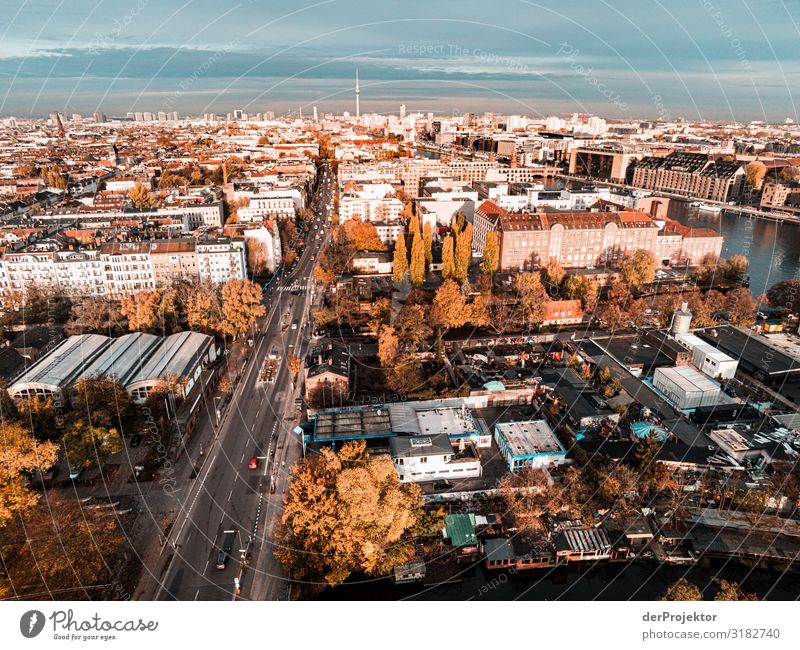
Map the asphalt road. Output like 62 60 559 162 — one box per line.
152 161 334 601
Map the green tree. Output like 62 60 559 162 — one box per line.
392 234 409 283
410 232 425 287
482 230 499 276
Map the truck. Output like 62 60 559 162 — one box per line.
259 349 281 383
215 529 237 570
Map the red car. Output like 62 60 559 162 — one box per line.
248 456 258 470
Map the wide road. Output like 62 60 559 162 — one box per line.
153 161 333 601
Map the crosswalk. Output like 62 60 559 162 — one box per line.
276 282 313 293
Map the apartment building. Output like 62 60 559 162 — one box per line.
54 249 105 296
196 239 246 284
632 152 745 202
101 242 156 295
496 209 660 271
150 240 199 286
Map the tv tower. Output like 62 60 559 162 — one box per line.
355 67 360 119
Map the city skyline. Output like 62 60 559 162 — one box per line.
0 0 798 120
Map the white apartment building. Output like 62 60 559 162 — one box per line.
54 249 106 296
100 242 156 295
196 239 246 284
390 433 482 484
1 250 58 292
237 189 303 222
339 196 403 223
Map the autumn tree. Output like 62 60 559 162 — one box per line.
245 238 270 276
377 326 400 367
597 281 634 329
66 296 123 335
441 234 455 280
431 280 470 330
72 376 134 426
767 279 800 313
726 254 749 280
563 274 599 310
620 249 657 292
499 467 550 534
0 495 125 599
514 272 548 329
744 161 767 191
482 230 499 276
63 421 122 471
120 289 162 332
395 302 433 352
342 218 385 251
392 235 409 283
287 354 301 374
275 440 422 591
661 578 703 601
410 232 426 287
0 422 58 527
726 287 756 325
454 223 473 284
540 257 565 288
15 396 56 439
423 222 433 270
408 213 421 235
127 182 156 208
220 278 266 338
186 281 223 334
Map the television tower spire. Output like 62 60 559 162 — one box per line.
355 67 360 119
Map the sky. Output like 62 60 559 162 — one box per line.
0 0 798 121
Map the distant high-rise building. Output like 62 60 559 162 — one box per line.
170 111 178 121
93 112 107 123
233 109 244 120
134 112 144 121
264 111 275 120
313 105 318 121
71 113 82 122
400 104 406 120
355 67 360 119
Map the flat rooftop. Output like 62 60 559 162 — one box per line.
698 326 800 377
388 399 480 438
654 365 719 393
314 406 393 441
495 419 564 458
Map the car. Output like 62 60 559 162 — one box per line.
310 254 315 261
130 433 144 447
291 322 298 330
433 480 454 490
68 467 82 481
248 456 258 470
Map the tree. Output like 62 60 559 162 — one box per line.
423 222 433 270
395 303 433 352
661 578 703 601
454 223 473 284
287 354 301 374
0 422 58 527
120 289 162 332
72 376 134 426
744 161 767 191
540 257 565 288
392 235 409 283
482 230 499 276
342 218 385 251
767 279 800 313
597 282 634 329
220 278 265 338
441 234 455 280
620 249 657 292
726 255 749 280
514 272 548 329
726 287 756 325
246 238 270 276
714 579 758 601
127 182 156 208
499 468 550 534
62 421 122 471
186 282 223 334
275 440 422 592
0 495 125 599
431 280 470 330
410 232 425 287
408 214 421 235
16 396 56 439
66 296 123 335
377 326 400 367
41 164 67 190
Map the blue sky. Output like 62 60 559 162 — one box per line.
0 0 797 120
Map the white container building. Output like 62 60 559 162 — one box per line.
674 333 738 380
653 365 721 410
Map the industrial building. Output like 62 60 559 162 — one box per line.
674 333 738 380
9 332 217 405
494 419 567 471
8 334 111 406
652 365 721 410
